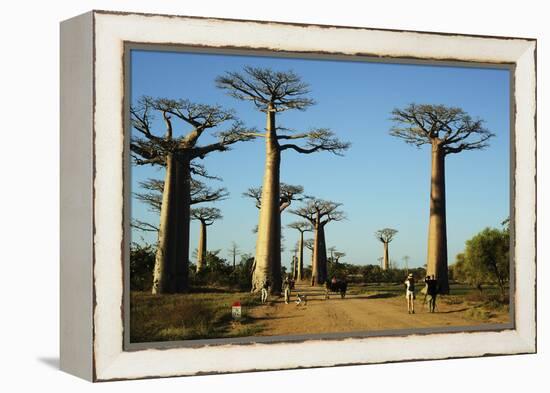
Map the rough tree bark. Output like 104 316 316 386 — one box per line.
383 241 389 271
152 155 191 293
196 220 207 272
252 105 283 293
297 232 304 281
313 223 328 285
427 143 449 292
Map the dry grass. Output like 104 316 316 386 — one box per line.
130 290 262 342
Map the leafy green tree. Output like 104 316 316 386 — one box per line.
129 242 156 291
460 226 510 297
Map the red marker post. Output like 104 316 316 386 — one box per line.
231 301 242 320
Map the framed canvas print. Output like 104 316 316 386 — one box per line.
60 10 537 381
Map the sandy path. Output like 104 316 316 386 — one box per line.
247 283 508 336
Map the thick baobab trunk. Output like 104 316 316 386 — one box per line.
426 144 449 294
297 232 304 281
252 106 282 294
382 242 389 270
196 221 207 273
312 223 328 285
152 154 175 294
151 153 191 294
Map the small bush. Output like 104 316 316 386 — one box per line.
130 242 156 291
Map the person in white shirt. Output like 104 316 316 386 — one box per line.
404 273 416 314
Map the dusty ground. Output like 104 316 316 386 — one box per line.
243 283 509 337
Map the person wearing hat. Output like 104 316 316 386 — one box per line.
404 273 416 314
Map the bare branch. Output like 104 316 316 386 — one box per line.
244 183 304 212
131 219 159 232
135 177 228 212
192 120 258 159
279 128 350 156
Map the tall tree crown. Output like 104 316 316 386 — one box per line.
216 66 315 113
216 67 350 156
390 103 494 155
290 198 346 225
190 207 222 225
287 221 313 233
376 228 398 243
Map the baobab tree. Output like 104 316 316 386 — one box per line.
375 228 398 271
131 96 255 294
333 251 346 264
327 247 345 264
217 67 349 294
287 221 313 281
304 239 315 278
228 241 241 269
290 243 299 279
291 198 346 285
243 183 304 212
390 103 494 293
191 207 222 272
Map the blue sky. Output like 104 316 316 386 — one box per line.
130 49 510 270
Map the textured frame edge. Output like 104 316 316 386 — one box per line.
59 11 95 381
65 10 536 381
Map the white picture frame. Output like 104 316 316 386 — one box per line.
60 10 536 381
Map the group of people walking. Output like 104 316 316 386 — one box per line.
260 276 299 305
261 273 440 314
404 273 439 314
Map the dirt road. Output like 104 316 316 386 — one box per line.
246 283 508 336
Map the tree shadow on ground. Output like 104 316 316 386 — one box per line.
188 286 243 294
432 307 469 314
360 293 398 299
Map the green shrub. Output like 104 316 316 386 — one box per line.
130 242 156 291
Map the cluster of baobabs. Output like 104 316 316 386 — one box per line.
131 65 495 296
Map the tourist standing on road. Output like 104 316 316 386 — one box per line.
283 276 291 304
261 279 270 304
404 273 416 314
424 275 439 313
